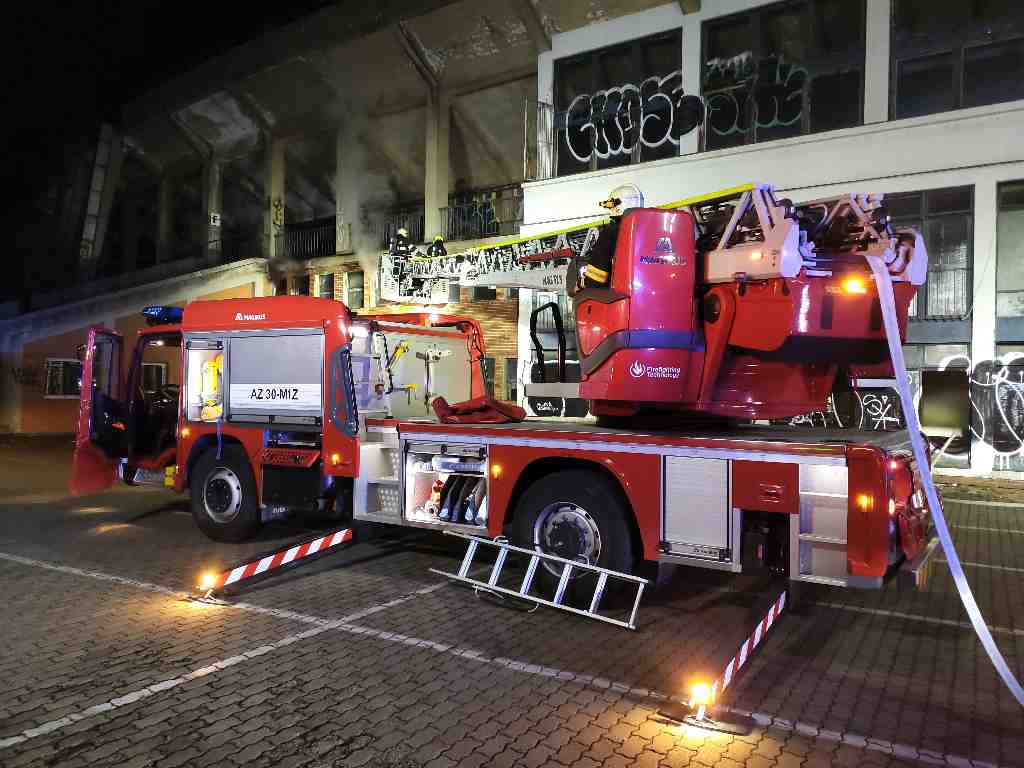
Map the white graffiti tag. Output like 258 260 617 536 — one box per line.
564 71 704 163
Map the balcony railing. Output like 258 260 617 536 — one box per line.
367 208 425 250
275 219 338 261
440 185 523 242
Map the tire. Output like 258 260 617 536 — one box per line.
512 469 636 600
190 446 261 542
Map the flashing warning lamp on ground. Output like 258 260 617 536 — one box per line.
200 353 224 422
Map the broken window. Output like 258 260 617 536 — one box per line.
892 0 1024 119
701 0 865 151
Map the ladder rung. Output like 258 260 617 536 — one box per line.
553 563 572 605
458 540 479 578
588 572 608 614
488 547 508 587
627 581 645 629
520 554 540 596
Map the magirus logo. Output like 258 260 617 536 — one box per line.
235 312 267 321
629 360 682 379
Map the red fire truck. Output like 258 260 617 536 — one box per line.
70 184 936 592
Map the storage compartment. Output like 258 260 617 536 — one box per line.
794 463 851 585
662 456 730 560
184 339 225 422
228 333 324 426
353 444 402 523
404 441 488 527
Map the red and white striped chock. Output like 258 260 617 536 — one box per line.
708 589 787 704
200 528 353 595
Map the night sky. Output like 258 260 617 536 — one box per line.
3 1 337 302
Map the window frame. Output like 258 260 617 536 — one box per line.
43 358 83 399
890 1 1024 120
700 0 867 151
318 273 335 299
887 185 974 321
553 28 683 177
996 179 1024 320
346 270 365 310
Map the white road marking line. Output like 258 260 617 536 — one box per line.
937 558 1024 574
942 498 1024 509
951 525 1024 535
0 552 998 768
814 601 1024 637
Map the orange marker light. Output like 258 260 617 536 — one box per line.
750 251 763 261
856 493 873 511
331 453 342 466
180 427 191 438
888 498 896 517
490 464 503 479
843 277 867 294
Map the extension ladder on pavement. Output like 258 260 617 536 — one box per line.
430 530 648 630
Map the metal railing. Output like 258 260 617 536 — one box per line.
440 186 523 242
524 98 555 182
366 208 425 249
275 220 338 261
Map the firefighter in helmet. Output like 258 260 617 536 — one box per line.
426 234 447 258
390 227 415 259
569 183 644 295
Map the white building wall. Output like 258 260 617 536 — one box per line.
518 0 1024 476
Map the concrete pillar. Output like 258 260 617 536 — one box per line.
0 333 25 434
863 0 891 124
78 124 124 281
424 89 451 242
335 122 364 255
202 158 223 261
156 175 175 263
971 179 998 475
264 135 287 260
122 197 139 272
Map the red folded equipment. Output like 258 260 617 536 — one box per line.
431 396 527 424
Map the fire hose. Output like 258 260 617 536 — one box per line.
868 254 1024 707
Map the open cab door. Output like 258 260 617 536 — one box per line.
71 327 128 495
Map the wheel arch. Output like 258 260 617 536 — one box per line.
501 456 644 564
184 435 248 490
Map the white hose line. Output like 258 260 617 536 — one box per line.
867 254 1024 706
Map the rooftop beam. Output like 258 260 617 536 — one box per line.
677 0 700 13
451 102 517 181
392 21 441 91
510 0 550 52
169 112 214 160
122 0 464 128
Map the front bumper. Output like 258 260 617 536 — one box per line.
898 535 940 590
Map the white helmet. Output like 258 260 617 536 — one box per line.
599 183 644 216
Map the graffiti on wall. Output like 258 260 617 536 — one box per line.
561 55 809 162
703 54 807 139
938 353 1024 470
564 71 705 163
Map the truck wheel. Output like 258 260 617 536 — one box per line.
190 446 261 542
513 469 636 597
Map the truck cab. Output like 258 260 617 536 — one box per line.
71 297 487 541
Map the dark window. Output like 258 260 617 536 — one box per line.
347 271 364 309
141 362 167 393
702 0 865 151
553 29 683 177
997 180 1024 317
887 185 973 319
294 276 309 296
892 0 1024 119
448 282 462 303
275 278 287 296
44 359 82 398
480 357 495 397
318 273 335 299
505 358 518 402
472 287 497 301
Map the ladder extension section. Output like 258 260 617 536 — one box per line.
430 531 648 630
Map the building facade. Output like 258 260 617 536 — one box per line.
516 0 1024 476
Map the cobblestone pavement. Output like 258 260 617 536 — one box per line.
0 487 1022 768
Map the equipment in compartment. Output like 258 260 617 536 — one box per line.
404 441 488 527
